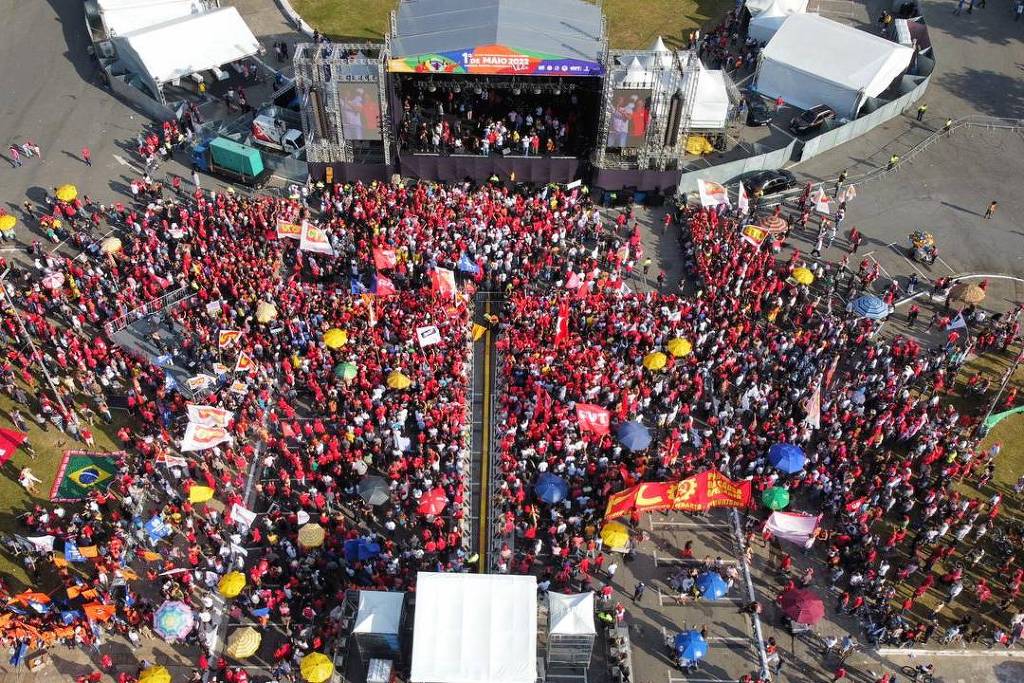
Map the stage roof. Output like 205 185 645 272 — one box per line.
388 0 605 77
410 572 537 683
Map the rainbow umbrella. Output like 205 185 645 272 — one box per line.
153 600 194 642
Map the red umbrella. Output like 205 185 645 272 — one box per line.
780 588 825 625
416 487 448 516
759 215 789 234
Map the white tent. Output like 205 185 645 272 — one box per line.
747 0 808 43
754 14 913 118
547 592 595 635
353 590 404 635
411 572 537 683
96 0 204 37
744 0 778 15
113 7 260 88
690 64 730 129
618 57 656 88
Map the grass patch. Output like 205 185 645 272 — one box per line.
290 0 733 49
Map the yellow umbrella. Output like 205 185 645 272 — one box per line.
101 237 122 254
642 351 667 371
55 184 78 202
791 267 815 285
386 371 412 390
218 571 246 598
225 626 262 659
323 328 348 349
666 338 692 358
188 485 214 503
298 523 325 549
139 665 172 683
255 301 277 323
300 652 335 683
600 521 630 549
0 215 16 231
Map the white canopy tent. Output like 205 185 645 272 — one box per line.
96 0 205 38
548 592 596 635
691 65 730 129
112 7 260 98
754 14 913 118
747 0 808 43
354 590 404 635
410 572 537 683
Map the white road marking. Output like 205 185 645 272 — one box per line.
936 255 956 274
886 244 925 278
112 153 143 173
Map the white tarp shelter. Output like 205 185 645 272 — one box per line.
548 592 596 635
96 0 205 38
747 0 808 43
691 65 730 129
754 14 913 118
354 590 404 635
113 6 260 93
411 572 537 683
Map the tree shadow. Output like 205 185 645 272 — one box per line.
935 68 1024 119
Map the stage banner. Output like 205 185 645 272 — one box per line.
604 471 752 520
387 43 603 77
49 451 124 502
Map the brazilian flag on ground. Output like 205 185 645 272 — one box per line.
49 451 123 502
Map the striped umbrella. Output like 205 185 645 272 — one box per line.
153 600 194 641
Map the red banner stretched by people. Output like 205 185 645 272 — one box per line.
603 471 752 520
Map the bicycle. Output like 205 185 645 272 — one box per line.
901 664 934 683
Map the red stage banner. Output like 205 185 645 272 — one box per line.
603 471 752 520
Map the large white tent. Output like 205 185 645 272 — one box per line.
754 14 913 118
691 65 730 129
410 572 537 683
96 0 205 38
747 0 808 43
113 7 260 91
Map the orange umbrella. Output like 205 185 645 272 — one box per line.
759 214 789 234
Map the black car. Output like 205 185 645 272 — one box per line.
740 169 797 196
746 98 773 126
789 105 836 134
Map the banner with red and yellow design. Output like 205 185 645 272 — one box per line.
603 471 752 520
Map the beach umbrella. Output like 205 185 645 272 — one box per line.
848 294 888 320
298 523 326 549
768 443 806 474
617 421 651 451
416 487 448 516
334 362 358 381
666 338 693 358
791 267 814 285
344 538 382 562
42 272 65 290
55 184 77 202
759 214 788 234
226 626 262 659
534 472 569 504
357 475 390 506
323 328 348 349
100 237 122 254
153 600 194 641
643 351 667 371
218 571 246 598
255 301 277 323
139 665 172 683
386 371 412 390
600 521 630 549
0 215 16 231
696 571 729 600
950 282 986 304
761 487 790 510
673 630 709 660
780 588 825 625
300 652 334 683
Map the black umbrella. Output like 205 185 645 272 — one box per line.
357 475 390 506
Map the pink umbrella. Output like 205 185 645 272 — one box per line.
42 272 65 290
416 487 448 516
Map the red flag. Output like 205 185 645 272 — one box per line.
375 275 397 296
576 403 611 435
618 464 635 487
0 427 27 465
554 300 570 345
373 247 397 269
430 267 457 298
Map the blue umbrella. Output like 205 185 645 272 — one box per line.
343 538 382 562
768 443 806 474
849 294 889 320
696 572 729 600
534 473 570 504
617 421 652 451
673 630 708 660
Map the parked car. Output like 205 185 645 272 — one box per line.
251 113 304 154
738 169 797 196
789 105 836 134
746 98 773 126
